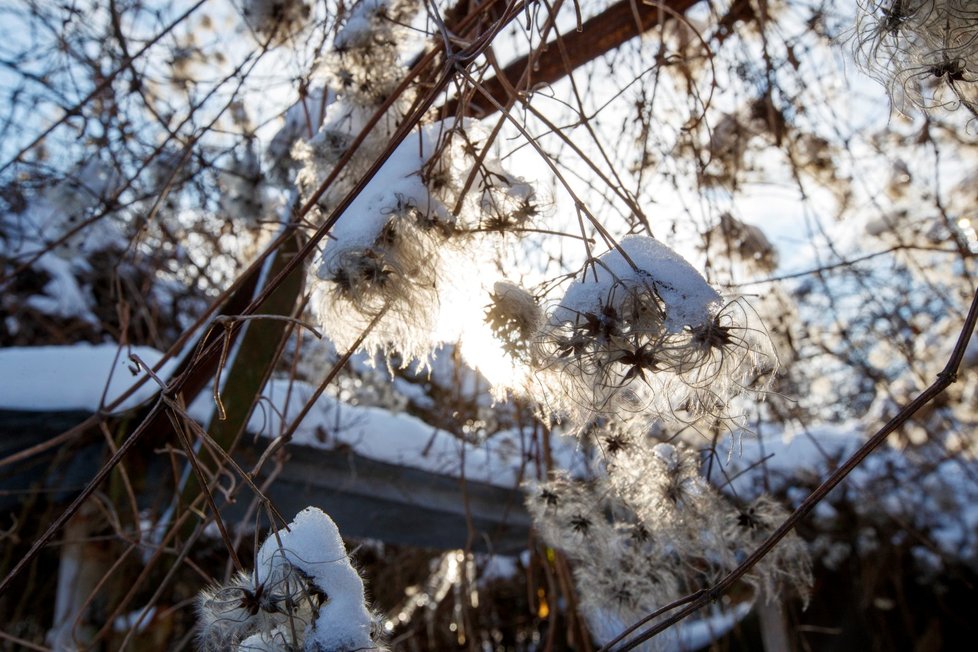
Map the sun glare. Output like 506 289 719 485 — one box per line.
431 264 531 393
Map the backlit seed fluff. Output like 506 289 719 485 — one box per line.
485 281 543 364
855 0 978 115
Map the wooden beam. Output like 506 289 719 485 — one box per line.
442 0 700 117
1 410 531 553
230 443 531 553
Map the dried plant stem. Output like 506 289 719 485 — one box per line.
0 395 165 597
0 0 209 176
602 285 978 651
0 0 531 602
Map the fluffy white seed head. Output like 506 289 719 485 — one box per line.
324 1 422 106
484 281 544 366
195 508 382 651
525 437 812 647
532 236 775 429
855 0 978 115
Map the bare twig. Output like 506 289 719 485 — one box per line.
602 285 978 651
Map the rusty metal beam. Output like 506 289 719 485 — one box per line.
443 0 701 117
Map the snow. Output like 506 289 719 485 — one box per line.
5 342 972 575
723 421 978 561
722 422 863 498
1 158 125 325
249 377 574 488
255 507 375 651
675 601 752 651
333 1 382 51
315 124 442 278
0 343 573 488
0 343 177 413
21 158 124 256
477 554 519 584
557 235 722 333
585 600 750 652
24 254 97 322
112 606 156 634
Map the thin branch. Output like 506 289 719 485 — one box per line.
603 285 978 650
441 0 700 117
0 0 210 176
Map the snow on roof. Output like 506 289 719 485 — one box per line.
248 377 575 488
0 343 176 413
4 344 973 564
0 343 577 489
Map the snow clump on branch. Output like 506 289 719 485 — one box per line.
196 507 385 651
532 235 777 429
